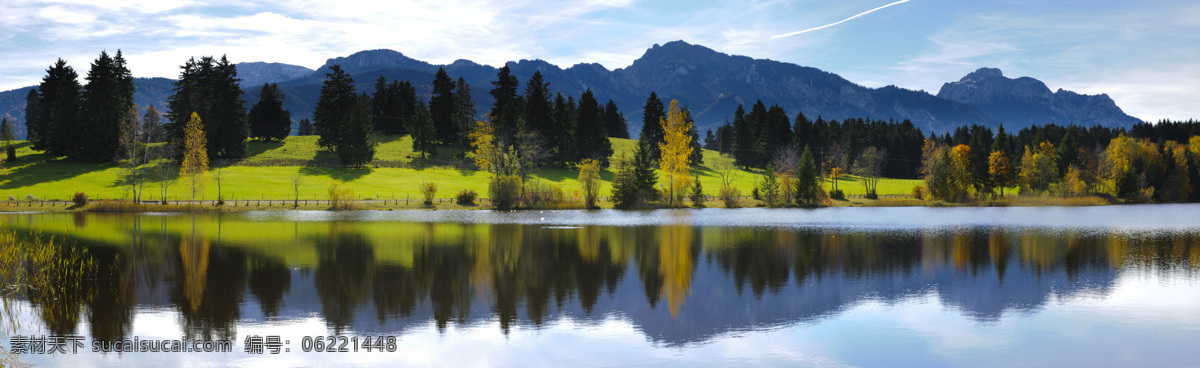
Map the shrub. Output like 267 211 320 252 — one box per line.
327 183 360 210
6 146 14 162
719 186 741 208
456 189 478 206
523 179 570 209
420 181 438 205
578 159 602 209
829 189 845 201
72 192 88 207
911 183 927 200
489 175 522 210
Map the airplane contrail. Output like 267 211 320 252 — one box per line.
770 0 912 39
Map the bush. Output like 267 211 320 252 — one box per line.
455 189 478 206
719 186 741 208
829 189 845 201
420 181 438 205
327 183 360 210
6 146 15 162
489 175 522 210
72 192 88 207
523 179 570 209
911 183 927 200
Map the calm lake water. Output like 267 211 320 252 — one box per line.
2 206 1199 367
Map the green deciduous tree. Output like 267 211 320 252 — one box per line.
578 158 601 209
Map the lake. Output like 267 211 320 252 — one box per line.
2 206 1199 367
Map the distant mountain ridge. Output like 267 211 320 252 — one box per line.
0 41 1143 139
937 67 1140 129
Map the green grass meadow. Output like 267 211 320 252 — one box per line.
0 136 920 203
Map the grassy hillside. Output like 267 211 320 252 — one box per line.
0 136 920 202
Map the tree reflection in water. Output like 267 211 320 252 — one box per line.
1 213 1198 344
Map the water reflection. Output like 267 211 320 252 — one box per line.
1 211 1198 347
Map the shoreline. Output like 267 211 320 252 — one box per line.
0 195 1124 213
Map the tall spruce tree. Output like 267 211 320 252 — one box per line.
523 71 553 135
82 50 133 161
452 77 476 153
489 65 521 133
575 89 612 165
410 99 437 159
313 64 356 150
550 93 577 163
248 83 292 141
430 67 457 144
682 106 703 165
166 55 249 159
297 118 313 136
208 56 248 158
371 76 403 135
604 100 629 138
336 93 377 168
732 104 753 167
23 89 42 148
640 91 665 160
35 59 82 155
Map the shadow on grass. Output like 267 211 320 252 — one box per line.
300 166 373 182
0 153 115 190
245 140 286 157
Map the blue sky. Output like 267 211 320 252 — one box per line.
1 0 1197 121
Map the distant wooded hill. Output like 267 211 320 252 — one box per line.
0 40 1142 139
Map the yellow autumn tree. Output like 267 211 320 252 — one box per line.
469 119 497 172
180 112 209 201
988 150 1014 196
658 99 693 205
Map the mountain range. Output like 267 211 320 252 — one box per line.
0 40 1142 139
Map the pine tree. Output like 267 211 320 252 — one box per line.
795 145 819 206
0 117 14 162
314 64 356 149
732 104 753 167
550 93 577 164
430 67 457 144
604 100 629 139
166 55 248 159
82 50 134 162
633 138 658 201
35 59 82 155
682 106 703 165
489 65 521 133
297 118 314 136
452 77 476 154
575 89 612 165
248 83 292 141
523 71 553 136
336 93 377 168
209 55 249 158
411 99 437 159
371 76 401 135
640 91 665 160
23 89 42 149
